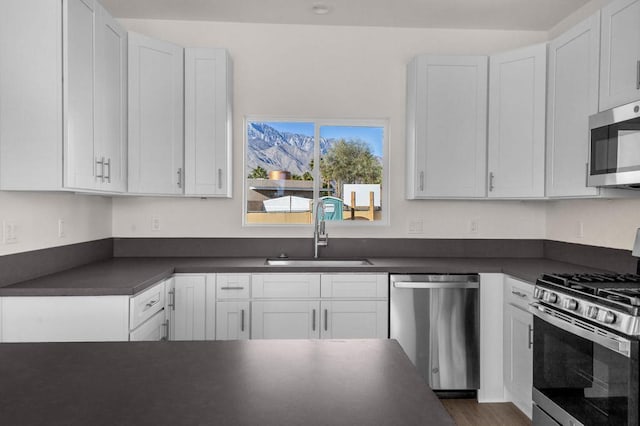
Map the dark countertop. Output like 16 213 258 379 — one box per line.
0 256 607 296
0 339 455 426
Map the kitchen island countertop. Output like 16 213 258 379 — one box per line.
0 339 455 426
0 256 606 296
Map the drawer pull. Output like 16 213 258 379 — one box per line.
221 286 244 290
162 319 170 341
168 289 175 310
324 309 328 331
145 298 159 309
241 309 245 332
511 290 528 298
312 309 316 331
528 324 533 349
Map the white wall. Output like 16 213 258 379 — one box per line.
0 192 112 256
112 20 548 240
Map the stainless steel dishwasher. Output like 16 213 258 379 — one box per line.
389 274 480 397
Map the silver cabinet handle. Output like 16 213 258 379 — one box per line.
528 324 533 349
241 309 245 332
324 309 328 331
511 290 528 298
95 157 104 181
419 171 424 191
489 172 495 192
394 281 479 289
637 60 640 90
220 286 244 290
218 168 223 189
312 309 316 331
168 289 175 310
145 298 159 309
104 158 111 183
162 319 169 340
177 168 183 188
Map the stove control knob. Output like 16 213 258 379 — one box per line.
533 288 544 299
600 310 616 324
562 298 578 311
543 292 558 304
587 306 599 319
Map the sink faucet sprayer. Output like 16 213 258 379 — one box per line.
314 200 328 258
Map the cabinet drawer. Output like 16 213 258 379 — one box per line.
129 309 167 341
252 274 320 299
130 281 166 330
504 276 534 310
321 274 388 299
216 274 250 299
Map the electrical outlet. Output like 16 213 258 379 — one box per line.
408 219 424 234
58 219 65 238
4 221 17 244
151 217 161 231
469 220 479 234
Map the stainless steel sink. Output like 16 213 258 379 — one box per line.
265 258 372 267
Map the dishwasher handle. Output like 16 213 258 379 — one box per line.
393 281 479 289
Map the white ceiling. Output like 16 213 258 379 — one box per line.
101 0 591 31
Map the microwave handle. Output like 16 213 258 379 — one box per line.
585 162 589 186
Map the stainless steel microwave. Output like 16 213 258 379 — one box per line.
589 100 640 189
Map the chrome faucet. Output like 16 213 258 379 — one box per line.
313 200 328 258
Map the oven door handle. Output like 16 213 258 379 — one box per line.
530 303 632 358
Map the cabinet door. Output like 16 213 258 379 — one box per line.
216 301 250 340
252 274 321 299
547 14 600 197
503 304 533 417
94 2 127 192
184 48 232 197
251 301 320 339
128 32 184 194
320 301 387 339
0 0 64 190
129 309 167 341
488 43 546 198
171 275 206 341
600 0 640 110
406 55 488 198
63 0 99 191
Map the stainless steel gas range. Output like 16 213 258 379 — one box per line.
531 272 640 426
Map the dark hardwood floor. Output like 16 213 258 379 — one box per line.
441 399 531 426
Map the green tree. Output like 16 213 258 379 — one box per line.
248 166 268 179
320 139 382 198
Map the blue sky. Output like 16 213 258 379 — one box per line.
263 122 384 157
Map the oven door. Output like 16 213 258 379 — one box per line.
531 305 639 426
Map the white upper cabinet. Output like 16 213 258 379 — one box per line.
547 14 601 197
184 48 233 197
0 0 126 193
94 2 127 192
488 43 547 198
600 0 640 110
128 32 184 195
406 55 488 198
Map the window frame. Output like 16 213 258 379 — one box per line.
242 116 390 227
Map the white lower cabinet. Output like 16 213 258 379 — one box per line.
129 309 167 341
320 300 387 339
250 273 389 340
0 296 130 342
251 300 320 339
216 301 250 340
503 276 534 418
168 274 214 341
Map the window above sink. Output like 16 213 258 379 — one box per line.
243 118 389 226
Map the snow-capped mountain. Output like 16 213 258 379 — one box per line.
247 123 334 176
